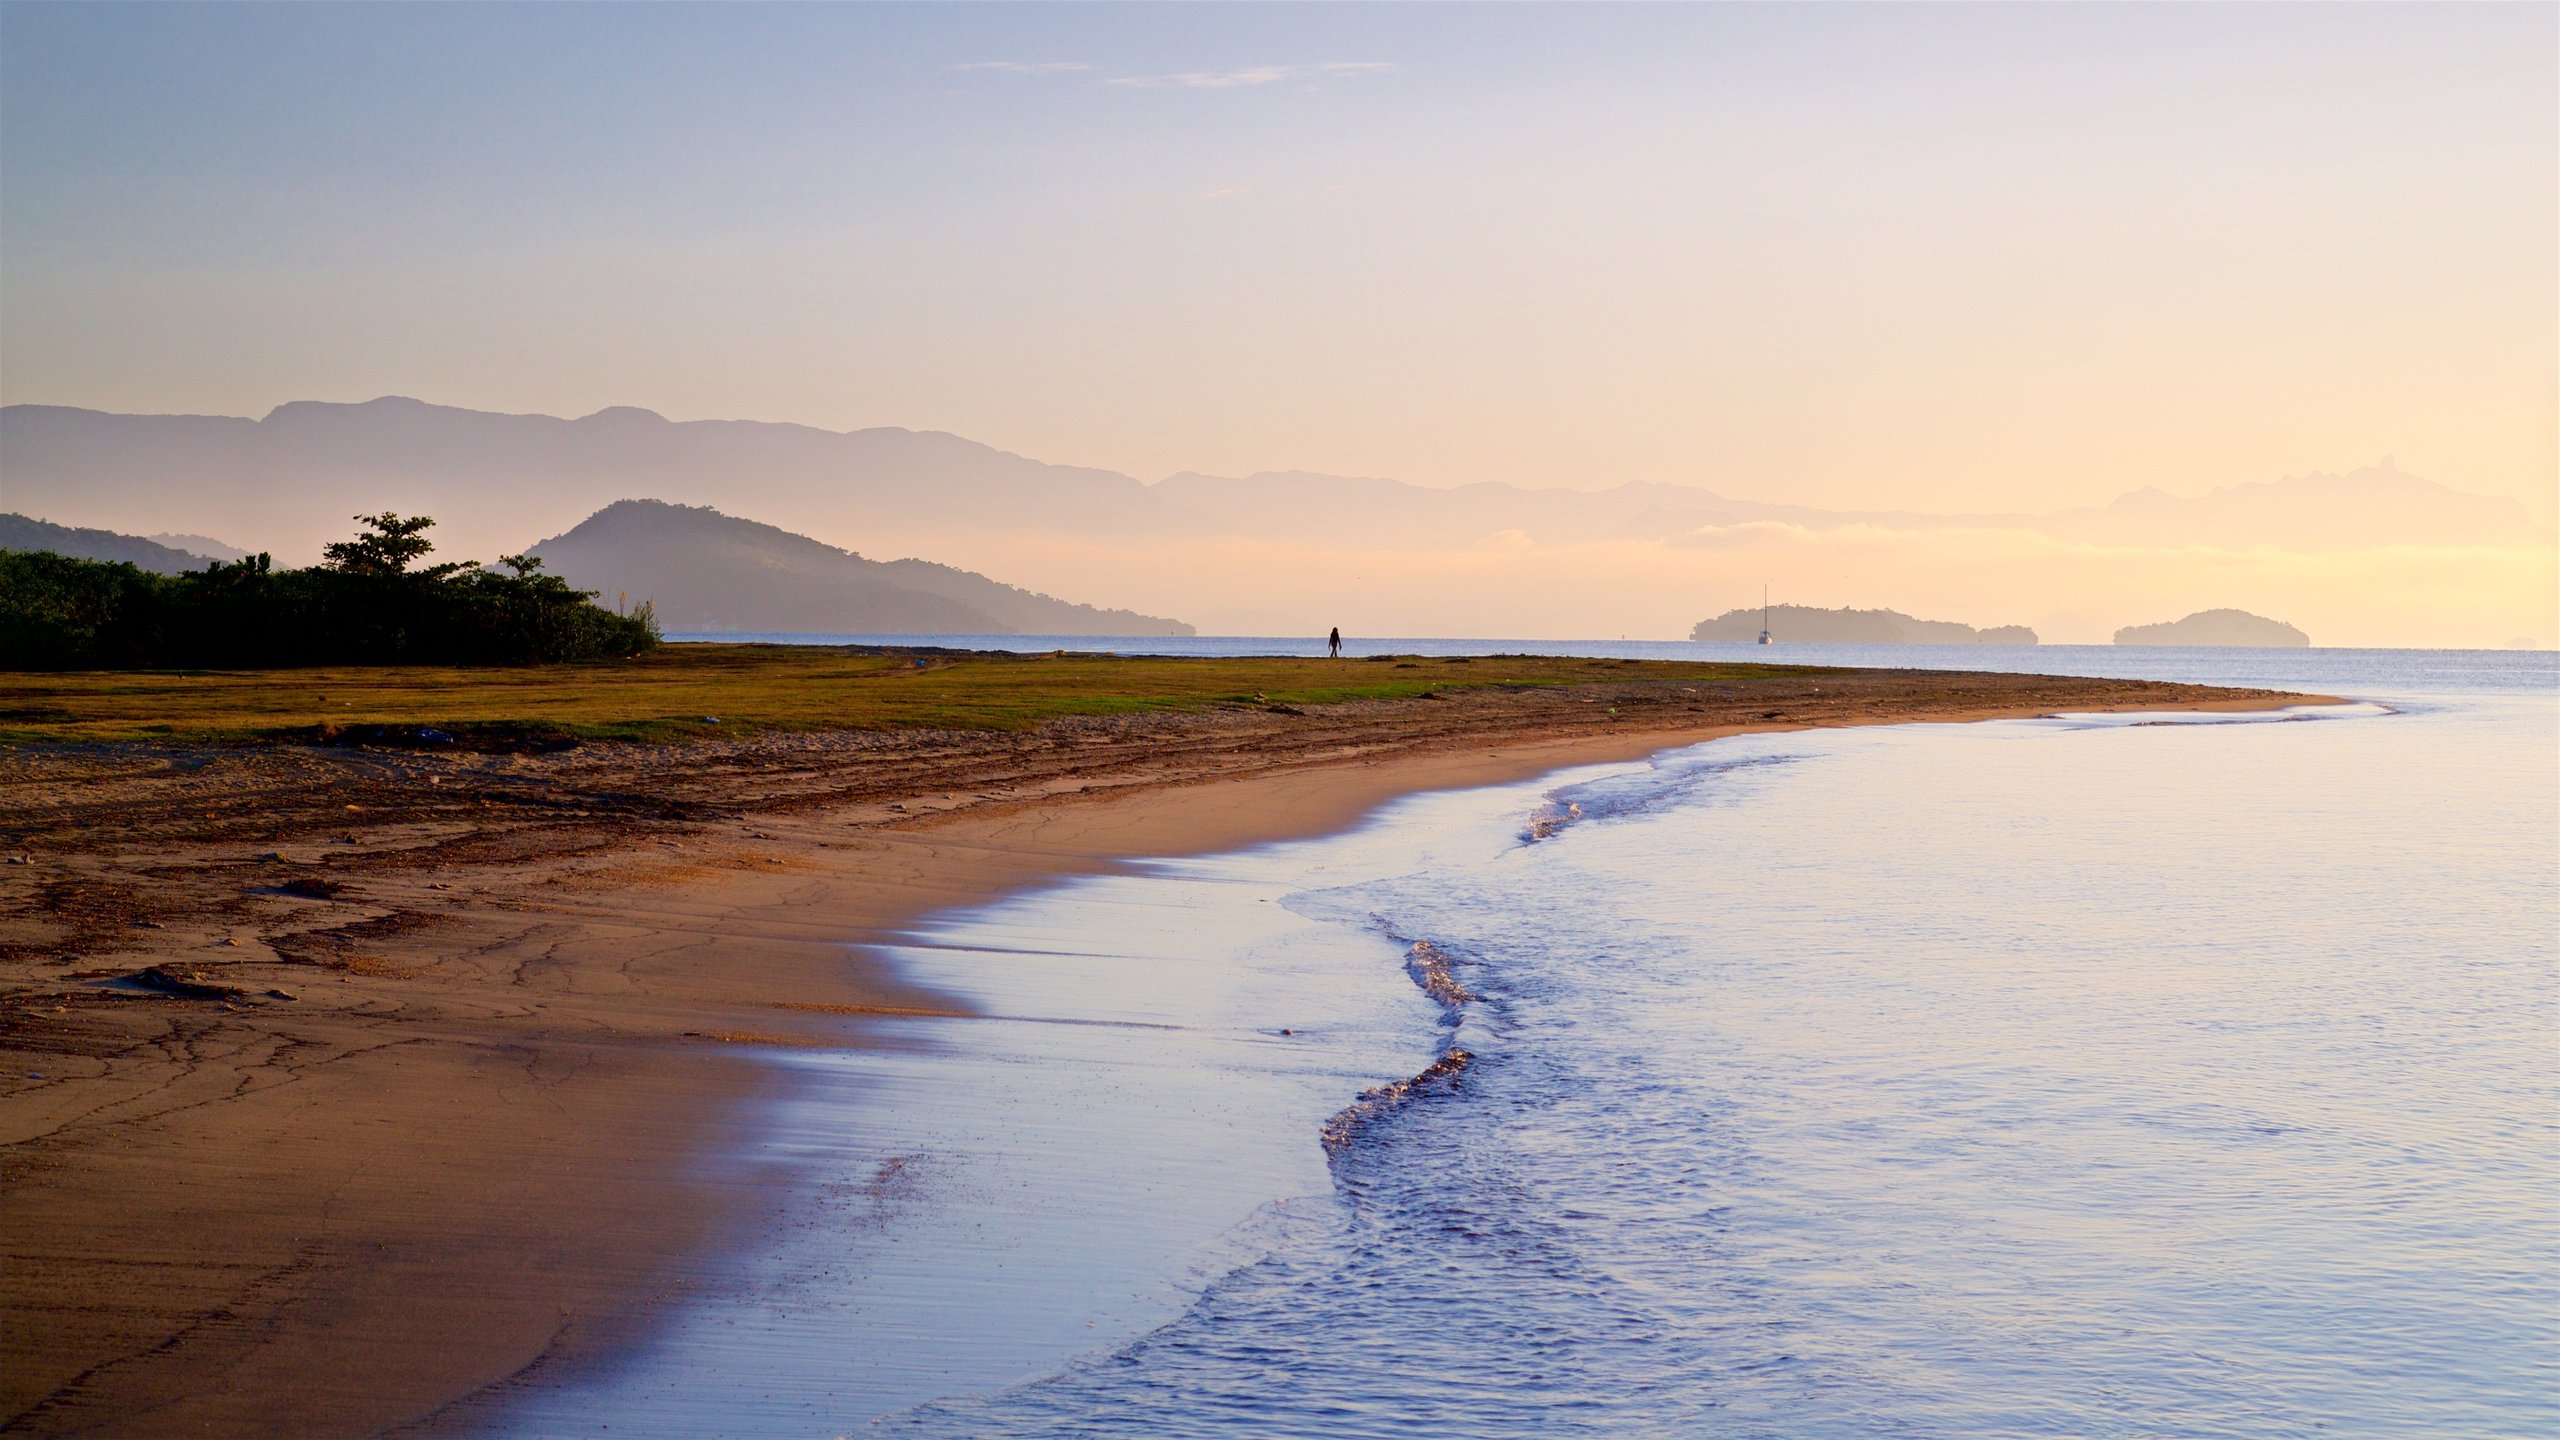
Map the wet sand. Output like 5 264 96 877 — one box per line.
0 668 2324 1435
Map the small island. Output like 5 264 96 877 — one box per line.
1690 604 2036 645
2114 609 2310 648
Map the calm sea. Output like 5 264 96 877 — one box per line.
496 646 2557 1439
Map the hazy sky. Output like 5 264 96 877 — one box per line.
3 3 2553 517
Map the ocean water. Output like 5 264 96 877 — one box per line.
495 648 2556 1438
663 630 2545 685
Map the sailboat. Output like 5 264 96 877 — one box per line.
1757 586 1774 645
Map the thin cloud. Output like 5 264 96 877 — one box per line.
1204 186 1253 201
1108 66 1290 90
950 61 1091 75
1106 61 1393 90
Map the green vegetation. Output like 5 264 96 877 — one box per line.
0 514 658 670
0 644 1832 746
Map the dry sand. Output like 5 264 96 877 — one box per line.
0 668 2325 1436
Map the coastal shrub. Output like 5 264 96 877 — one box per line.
0 550 179 668
0 514 658 670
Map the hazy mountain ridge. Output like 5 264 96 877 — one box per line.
0 513 225 574
2049 460 2538 550
4 398 2547 645
147 532 249 562
3 399 2536 565
0 398 1183 571
1690 604 2038 645
526 500 1194 636
1153 468 2044 546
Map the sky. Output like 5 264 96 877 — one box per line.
3 3 2552 518
2 4 2554 647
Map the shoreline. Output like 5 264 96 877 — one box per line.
0 670 2334 1435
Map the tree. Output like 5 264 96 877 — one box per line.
322 513 459 577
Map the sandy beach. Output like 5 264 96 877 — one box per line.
0 664 2321 1436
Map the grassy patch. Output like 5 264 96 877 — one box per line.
0 643 1840 746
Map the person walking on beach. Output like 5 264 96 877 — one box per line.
1328 626 1342 658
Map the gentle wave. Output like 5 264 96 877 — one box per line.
1320 1046 1475 1155
1522 752 1795 842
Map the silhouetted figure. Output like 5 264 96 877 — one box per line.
1328 626 1342 658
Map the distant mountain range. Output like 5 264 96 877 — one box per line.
3 397 2547 645
0 398 1172 570
0 501 1193 636
1691 605 2036 645
2114 610 2310 648
0 513 226 574
2051 463 2534 552
527 500 1192 636
147 531 248 562
1 399 2540 566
